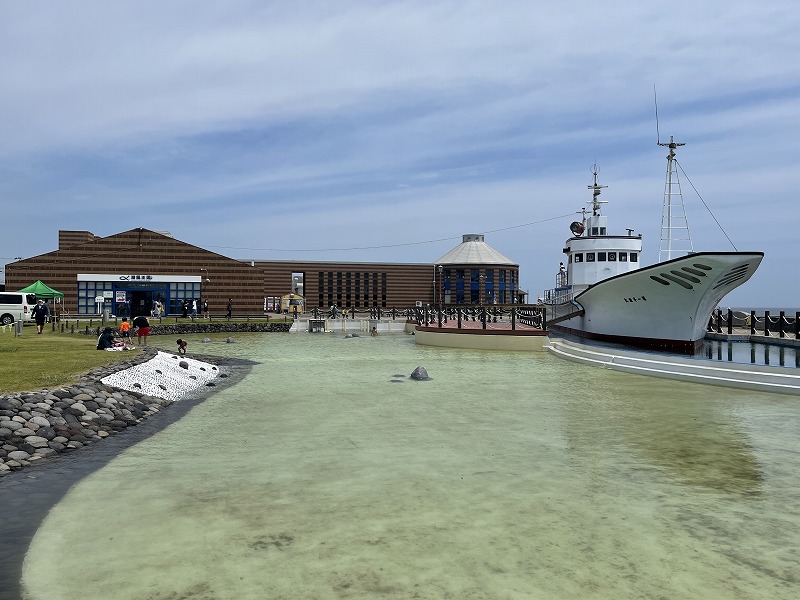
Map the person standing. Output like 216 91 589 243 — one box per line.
119 317 132 346
30 299 50 334
203 299 209 319
132 314 150 346
182 299 189 318
190 299 198 319
226 298 233 319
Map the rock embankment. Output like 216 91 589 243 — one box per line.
0 349 221 478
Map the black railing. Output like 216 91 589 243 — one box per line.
707 309 799 339
408 305 547 330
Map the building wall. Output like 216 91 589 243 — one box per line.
5 228 264 316
58 230 98 249
257 261 436 310
5 229 524 317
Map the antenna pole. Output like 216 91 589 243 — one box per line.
654 84 661 144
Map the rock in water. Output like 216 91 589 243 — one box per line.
410 366 430 380
226 337 235 344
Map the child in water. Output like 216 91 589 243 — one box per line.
176 338 187 355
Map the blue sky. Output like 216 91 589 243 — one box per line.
1 1 798 307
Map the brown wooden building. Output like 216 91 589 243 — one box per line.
4 229 521 317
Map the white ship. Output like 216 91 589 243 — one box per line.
543 138 763 354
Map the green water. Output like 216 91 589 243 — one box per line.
22 333 800 599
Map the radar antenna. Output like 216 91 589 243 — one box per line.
587 163 608 217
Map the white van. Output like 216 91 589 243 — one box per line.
0 292 38 325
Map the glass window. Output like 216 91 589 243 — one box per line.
619 252 628 262
586 252 595 262
591 227 598 236
630 252 638 262
574 254 583 263
608 252 617 261
600 227 607 235
597 252 607 261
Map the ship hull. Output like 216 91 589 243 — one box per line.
549 252 764 354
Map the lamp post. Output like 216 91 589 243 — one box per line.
432 264 436 307
479 273 485 307
437 264 443 311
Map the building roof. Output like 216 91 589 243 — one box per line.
434 234 517 266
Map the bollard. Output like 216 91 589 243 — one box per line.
482 307 487 329
796 312 800 340
727 308 733 335
511 307 516 331
716 308 722 333
779 311 786 338
750 311 756 335
764 310 770 336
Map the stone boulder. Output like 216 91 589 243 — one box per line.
410 366 431 381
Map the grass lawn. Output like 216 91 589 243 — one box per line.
0 318 286 394
0 328 135 394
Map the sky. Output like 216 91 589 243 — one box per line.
1 1 798 307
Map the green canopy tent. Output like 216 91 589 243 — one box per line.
17 280 65 318
17 280 64 299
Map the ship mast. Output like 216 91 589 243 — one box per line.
587 163 607 219
658 136 693 261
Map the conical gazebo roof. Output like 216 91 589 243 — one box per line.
434 234 517 266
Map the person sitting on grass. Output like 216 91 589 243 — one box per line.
97 327 116 350
176 338 187 356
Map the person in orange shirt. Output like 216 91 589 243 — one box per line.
119 317 132 346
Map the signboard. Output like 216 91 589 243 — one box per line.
103 291 114 299
78 273 201 283
116 291 126 302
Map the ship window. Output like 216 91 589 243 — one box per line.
600 227 607 235
607 252 616 261
630 252 638 262
574 254 583 263
591 227 599 236
586 252 595 262
597 252 607 261
568 255 572 264
619 253 627 262
692 263 713 270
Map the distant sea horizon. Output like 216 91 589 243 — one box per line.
729 306 799 315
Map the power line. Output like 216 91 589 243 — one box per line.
204 212 577 253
